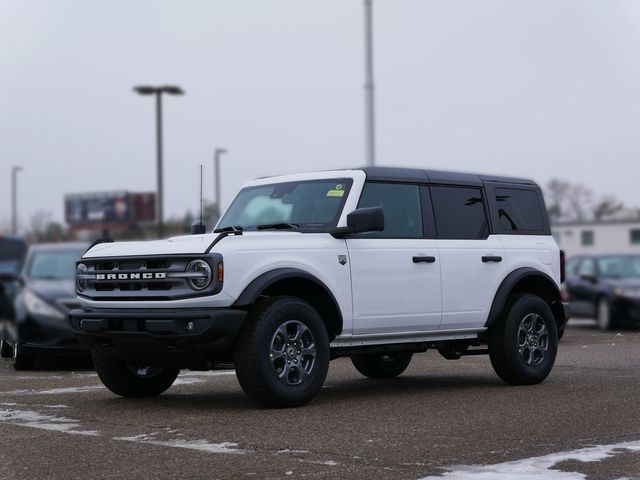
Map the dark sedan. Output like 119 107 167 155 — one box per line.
565 254 640 330
1 243 89 369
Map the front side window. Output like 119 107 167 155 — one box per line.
430 186 488 239
357 183 423 238
597 256 640 278
495 188 544 232
218 179 353 231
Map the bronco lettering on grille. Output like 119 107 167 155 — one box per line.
95 272 168 280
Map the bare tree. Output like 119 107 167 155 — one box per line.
593 195 623 221
544 179 626 223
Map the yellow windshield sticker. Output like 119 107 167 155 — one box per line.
326 189 345 197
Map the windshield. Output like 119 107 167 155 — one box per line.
27 248 85 280
217 178 353 231
597 256 640 279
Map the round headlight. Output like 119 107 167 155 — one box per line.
76 263 88 292
186 259 212 291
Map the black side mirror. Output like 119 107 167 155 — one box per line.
347 207 385 234
191 221 207 235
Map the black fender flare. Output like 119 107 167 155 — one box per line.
232 268 344 333
485 267 562 328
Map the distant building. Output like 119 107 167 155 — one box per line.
552 219 640 257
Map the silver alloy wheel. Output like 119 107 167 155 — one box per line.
127 364 163 378
270 320 317 386
517 313 549 367
597 299 610 330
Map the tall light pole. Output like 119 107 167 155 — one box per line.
214 148 227 219
133 85 184 238
364 0 376 167
11 166 22 235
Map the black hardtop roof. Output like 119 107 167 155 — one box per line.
358 166 538 187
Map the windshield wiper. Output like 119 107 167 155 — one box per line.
213 225 244 233
256 223 300 230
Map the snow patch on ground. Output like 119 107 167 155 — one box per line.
0 408 99 436
114 433 245 454
172 377 204 386
419 440 640 479
0 385 104 395
180 371 235 377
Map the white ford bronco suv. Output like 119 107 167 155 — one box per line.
71 167 568 408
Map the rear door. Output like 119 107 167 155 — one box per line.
346 182 442 335
430 185 507 331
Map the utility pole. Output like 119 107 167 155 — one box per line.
214 148 227 219
11 166 22 235
133 85 184 238
364 0 376 167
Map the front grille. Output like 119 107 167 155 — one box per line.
77 254 222 301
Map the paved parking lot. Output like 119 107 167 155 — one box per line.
1 321 640 480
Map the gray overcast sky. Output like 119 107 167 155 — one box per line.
2 0 640 230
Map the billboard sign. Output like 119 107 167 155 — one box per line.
65 191 156 228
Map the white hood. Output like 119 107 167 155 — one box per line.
82 233 220 258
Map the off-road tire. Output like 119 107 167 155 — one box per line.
351 352 413 379
93 349 180 398
234 296 330 408
489 294 558 385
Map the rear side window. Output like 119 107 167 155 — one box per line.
494 188 544 232
357 183 423 238
430 186 488 239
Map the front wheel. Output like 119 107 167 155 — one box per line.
489 294 558 385
234 296 330 408
12 341 36 370
0 338 13 358
351 352 412 379
93 349 180 398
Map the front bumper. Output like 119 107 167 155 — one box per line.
12 313 90 356
69 307 246 366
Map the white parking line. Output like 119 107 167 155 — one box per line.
419 440 640 479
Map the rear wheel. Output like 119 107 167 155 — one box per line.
596 297 614 331
234 296 330 408
351 352 412 379
489 294 558 385
93 349 180 398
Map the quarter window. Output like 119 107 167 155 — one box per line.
494 188 544 232
630 229 640 245
430 186 488 239
357 183 423 238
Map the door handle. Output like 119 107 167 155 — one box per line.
482 256 503 263
413 256 436 264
